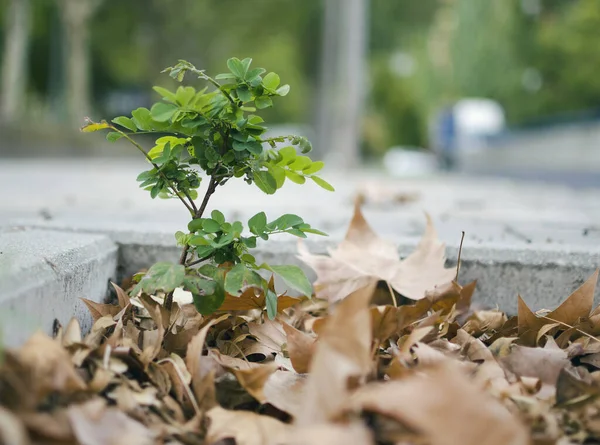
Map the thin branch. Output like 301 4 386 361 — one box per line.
184 64 236 106
110 126 195 215
386 281 398 308
156 358 201 415
540 316 600 344
185 253 214 268
455 231 466 282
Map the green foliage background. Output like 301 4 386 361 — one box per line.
4 0 600 155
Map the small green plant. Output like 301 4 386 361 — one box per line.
82 58 333 318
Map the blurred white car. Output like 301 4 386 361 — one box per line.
383 147 438 177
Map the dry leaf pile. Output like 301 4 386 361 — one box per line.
3 205 600 445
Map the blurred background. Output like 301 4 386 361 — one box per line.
1 0 600 186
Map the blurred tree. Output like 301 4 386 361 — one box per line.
89 0 321 125
57 0 103 126
533 0 600 117
1 0 30 123
362 0 438 154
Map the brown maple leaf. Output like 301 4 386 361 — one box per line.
297 201 455 302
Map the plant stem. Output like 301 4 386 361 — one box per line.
185 253 213 268
110 126 196 215
164 176 219 310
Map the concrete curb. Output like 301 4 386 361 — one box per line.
113 233 600 315
0 227 117 346
2 225 600 345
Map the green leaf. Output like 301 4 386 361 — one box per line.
150 183 161 198
188 218 204 232
266 289 278 320
300 227 328 236
268 214 304 230
81 121 109 132
215 72 236 80
189 235 210 246
287 228 307 238
106 132 123 142
202 219 222 233
131 107 153 131
224 263 263 295
242 237 257 249
111 116 137 132
255 96 273 109
276 146 297 166
150 102 178 122
153 86 178 103
246 67 266 82
311 175 335 191
192 275 225 315
232 221 244 236
276 85 291 96
184 275 216 295
175 86 196 107
263 72 281 90
267 164 286 189
302 161 324 175
285 170 306 184
132 262 186 295
240 58 252 75
288 156 312 171
248 212 267 235
211 210 225 225
232 140 262 155
191 265 226 314
227 57 246 79
253 170 277 195
236 86 252 103
269 265 312 297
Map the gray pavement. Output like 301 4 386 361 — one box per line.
1 158 600 343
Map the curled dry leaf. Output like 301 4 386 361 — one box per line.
16 331 86 399
298 201 455 302
296 285 373 425
185 315 228 412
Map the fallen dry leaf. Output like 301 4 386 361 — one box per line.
298 201 455 302
80 298 122 322
262 370 307 418
296 285 373 425
349 362 529 445
547 269 599 326
282 321 316 373
67 398 154 445
205 406 290 445
15 331 86 399
501 336 572 385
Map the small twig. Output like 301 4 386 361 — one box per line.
386 281 398 308
540 316 600 344
455 231 465 282
156 358 201 415
110 126 195 215
166 176 219 310
186 253 213 268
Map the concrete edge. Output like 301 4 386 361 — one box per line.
0 228 118 346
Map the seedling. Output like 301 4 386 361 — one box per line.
82 58 333 318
